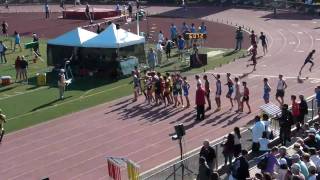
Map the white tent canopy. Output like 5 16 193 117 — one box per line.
82 23 145 48
47 27 98 47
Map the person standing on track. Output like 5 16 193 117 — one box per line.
44 3 50 19
263 78 272 104
1 21 8 37
247 44 257 71
203 75 211 111
250 30 257 46
0 109 6 144
85 2 93 24
182 76 190 108
241 81 251 114
226 73 234 109
276 74 288 106
299 49 316 76
196 83 206 121
234 77 241 112
259 32 268 55
235 26 243 50
212 74 222 111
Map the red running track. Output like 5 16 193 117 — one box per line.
1 6 320 180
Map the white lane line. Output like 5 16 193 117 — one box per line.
0 86 48 101
6 84 127 122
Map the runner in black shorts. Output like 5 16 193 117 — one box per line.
203 75 211 110
299 49 315 76
259 32 268 55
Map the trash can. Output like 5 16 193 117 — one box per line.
37 73 46 86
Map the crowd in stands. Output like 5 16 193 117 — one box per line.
194 86 320 179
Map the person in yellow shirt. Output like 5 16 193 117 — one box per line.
0 109 7 143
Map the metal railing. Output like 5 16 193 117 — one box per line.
141 96 318 180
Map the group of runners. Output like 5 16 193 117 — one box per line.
245 30 268 71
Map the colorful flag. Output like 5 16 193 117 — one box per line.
107 159 122 180
127 160 140 180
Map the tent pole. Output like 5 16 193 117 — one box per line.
137 9 140 36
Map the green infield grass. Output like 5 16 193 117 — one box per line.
0 36 245 133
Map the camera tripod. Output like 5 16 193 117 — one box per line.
165 137 193 180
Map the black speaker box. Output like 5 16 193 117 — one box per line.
190 54 208 68
174 124 185 137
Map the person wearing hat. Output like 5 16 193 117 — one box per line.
0 109 6 143
58 68 66 100
291 163 305 180
278 104 293 146
276 158 290 180
292 154 309 179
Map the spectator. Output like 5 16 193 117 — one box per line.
315 86 320 117
44 3 50 19
0 41 7 63
132 71 140 102
262 114 273 139
164 38 172 60
291 95 301 131
302 153 315 169
291 163 305 180
15 56 22 82
20 56 28 83
233 127 242 157
293 143 304 156
58 68 66 100
299 95 308 128
13 31 22 52
85 2 92 23
308 165 317 180
127 3 133 18
199 140 216 170
147 48 157 70
235 26 243 50
231 150 250 180
259 131 270 152
292 154 309 179
158 30 164 43
309 148 320 169
1 21 8 37
156 41 163 65
304 132 317 149
177 35 185 60
32 33 40 56
197 156 212 180
222 133 234 166
276 158 290 180
169 23 178 43
278 104 293 146
263 147 279 176
279 146 293 167
251 115 265 152
195 83 206 121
